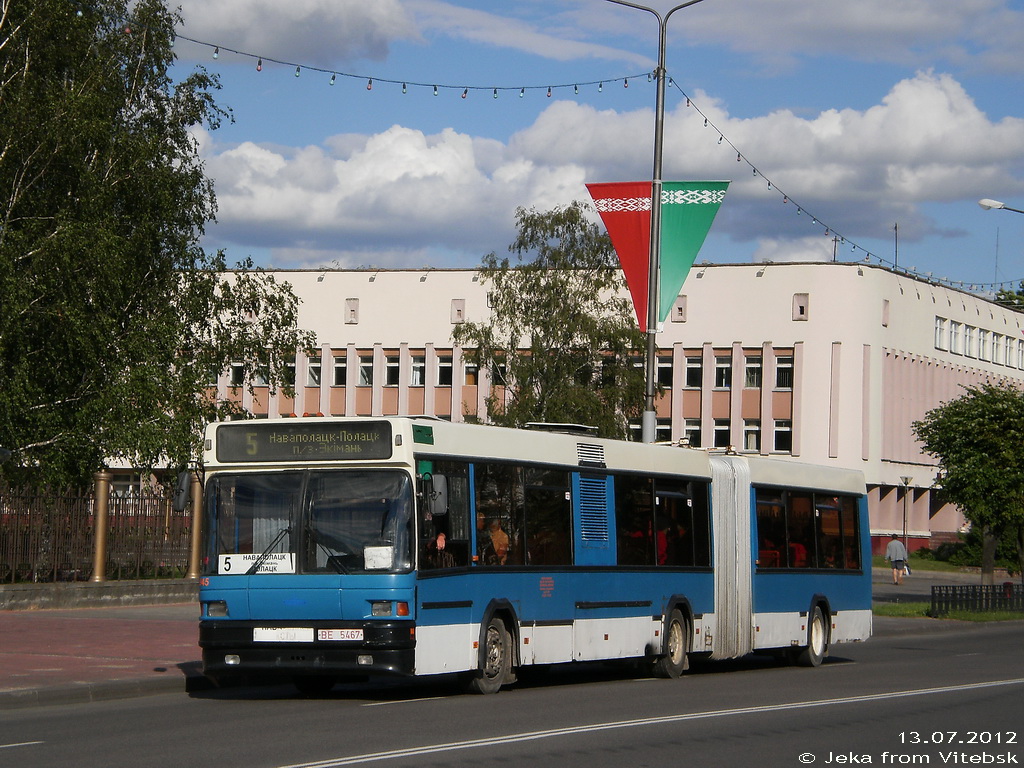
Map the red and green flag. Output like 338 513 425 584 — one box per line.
587 180 729 327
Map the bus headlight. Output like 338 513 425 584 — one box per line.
371 601 392 616
204 600 228 617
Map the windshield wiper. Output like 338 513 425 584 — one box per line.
246 525 291 575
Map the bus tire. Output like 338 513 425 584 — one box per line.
796 605 828 668
467 616 511 694
652 609 690 679
293 675 336 697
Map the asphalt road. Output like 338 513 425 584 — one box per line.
4 616 1022 768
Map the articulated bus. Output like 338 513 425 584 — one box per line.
195 417 871 695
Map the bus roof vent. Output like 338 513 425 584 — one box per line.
576 442 606 468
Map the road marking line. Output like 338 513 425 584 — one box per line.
279 677 1024 768
0 742 44 750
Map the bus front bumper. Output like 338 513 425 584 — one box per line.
199 620 416 682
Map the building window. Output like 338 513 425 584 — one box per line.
979 330 990 361
491 362 508 386
775 356 794 389
685 356 702 388
345 298 359 324
451 299 466 324
332 356 347 386
992 334 1003 365
1005 335 1015 367
743 420 761 451
683 419 701 448
934 317 947 350
774 420 793 452
713 419 730 448
230 362 245 388
284 361 296 388
671 295 687 323
1018 340 1024 370
437 356 453 386
714 355 732 389
964 326 975 358
949 321 961 355
744 356 762 388
385 356 400 386
252 363 269 387
465 363 479 386
657 355 673 388
411 356 426 386
306 356 321 387
358 356 373 387
656 419 672 442
792 293 809 321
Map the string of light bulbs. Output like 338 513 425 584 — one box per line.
176 33 650 100
667 79 1024 295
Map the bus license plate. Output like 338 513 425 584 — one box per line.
253 627 314 643
317 629 364 641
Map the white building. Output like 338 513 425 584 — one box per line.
216 263 1024 554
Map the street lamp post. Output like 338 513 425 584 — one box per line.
604 0 708 443
979 198 1024 215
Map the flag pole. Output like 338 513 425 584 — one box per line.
604 0 708 443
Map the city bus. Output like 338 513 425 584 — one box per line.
194 416 871 695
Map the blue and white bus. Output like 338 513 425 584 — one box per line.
196 417 871 695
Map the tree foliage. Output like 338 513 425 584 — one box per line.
452 202 646 439
0 0 313 485
913 383 1024 581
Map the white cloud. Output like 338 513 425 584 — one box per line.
176 0 419 65
200 70 1024 267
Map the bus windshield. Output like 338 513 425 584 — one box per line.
202 469 413 576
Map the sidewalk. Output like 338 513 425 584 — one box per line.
0 602 207 709
1 568 1015 710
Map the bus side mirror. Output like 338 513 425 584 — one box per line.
172 470 193 513
422 473 448 517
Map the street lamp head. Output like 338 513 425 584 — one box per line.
979 198 1006 210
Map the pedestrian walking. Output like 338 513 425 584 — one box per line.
885 533 908 585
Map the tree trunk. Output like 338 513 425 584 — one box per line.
980 523 997 586
1016 525 1024 588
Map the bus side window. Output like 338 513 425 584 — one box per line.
419 460 471 569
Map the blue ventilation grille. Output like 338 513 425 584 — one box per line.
578 475 609 542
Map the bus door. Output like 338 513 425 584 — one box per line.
708 456 754 659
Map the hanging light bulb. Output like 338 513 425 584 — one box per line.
624 78 629 88
212 46 219 59
736 153 741 162
330 73 336 85
686 98 690 107
256 57 262 72
574 84 578 94
295 66 301 77
704 117 708 127
647 72 653 82
366 78 373 90
718 135 723 144
520 87 525 98
547 86 552 97
668 77 674 87
402 83 407 94
433 85 438 96
461 88 468 99
493 88 498 99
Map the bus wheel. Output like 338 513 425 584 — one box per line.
652 609 690 679
467 616 511 694
796 606 828 668
293 675 336 697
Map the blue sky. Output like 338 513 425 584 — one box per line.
169 0 1024 291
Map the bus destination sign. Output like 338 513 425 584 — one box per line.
216 422 393 463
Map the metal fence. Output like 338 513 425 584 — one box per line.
931 584 1024 615
0 483 194 583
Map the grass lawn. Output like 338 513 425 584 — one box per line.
873 601 1024 622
